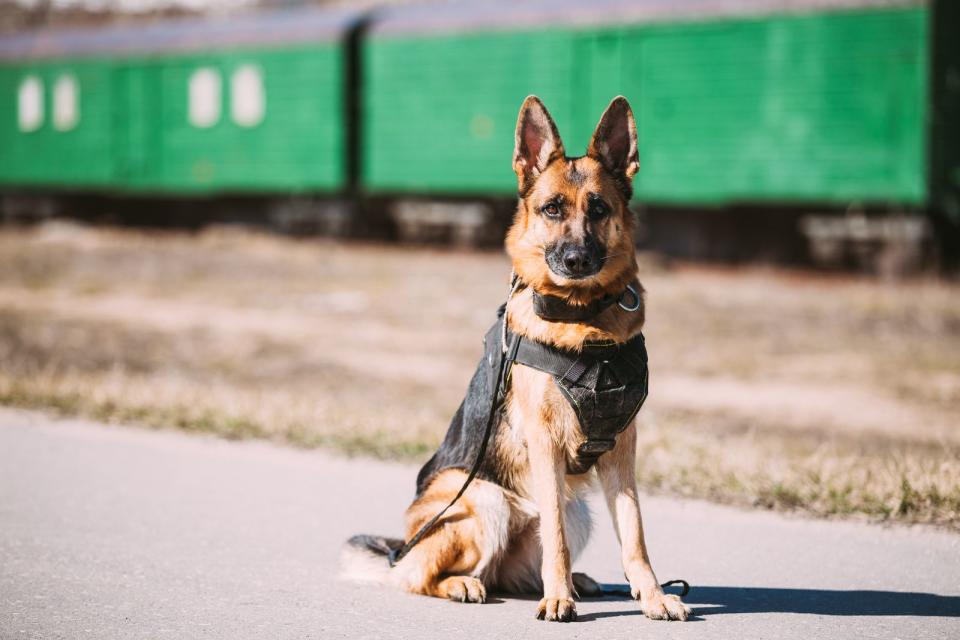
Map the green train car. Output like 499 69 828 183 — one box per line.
0 8 360 194
0 0 957 264
364 0 931 206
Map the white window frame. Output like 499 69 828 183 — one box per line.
188 67 222 128
230 64 265 128
17 75 44 132
53 73 80 131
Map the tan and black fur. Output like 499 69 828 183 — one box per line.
341 96 690 623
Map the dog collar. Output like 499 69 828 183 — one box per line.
531 285 642 322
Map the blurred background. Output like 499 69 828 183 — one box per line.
0 0 957 529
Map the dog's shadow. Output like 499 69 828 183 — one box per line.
574 584 960 622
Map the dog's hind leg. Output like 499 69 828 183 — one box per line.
391 470 511 604
434 575 488 603
391 526 488 603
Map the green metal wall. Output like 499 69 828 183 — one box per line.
628 9 928 204
0 44 345 193
363 31 577 193
137 45 344 192
0 59 116 187
363 7 929 205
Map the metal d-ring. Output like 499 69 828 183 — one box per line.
618 284 641 312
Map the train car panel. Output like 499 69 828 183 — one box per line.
363 30 578 194
629 7 928 205
0 58 117 187
113 64 162 187
140 44 344 193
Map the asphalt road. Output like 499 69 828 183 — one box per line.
1 409 959 640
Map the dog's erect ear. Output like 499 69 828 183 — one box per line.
587 96 639 180
513 96 565 189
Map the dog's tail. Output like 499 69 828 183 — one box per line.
338 534 404 584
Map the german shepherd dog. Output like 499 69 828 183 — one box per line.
341 96 690 623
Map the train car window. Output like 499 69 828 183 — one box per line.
53 74 79 131
189 68 222 128
230 65 265 127
17 75 43 132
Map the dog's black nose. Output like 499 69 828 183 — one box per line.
562 246 595 276
546 240 605 279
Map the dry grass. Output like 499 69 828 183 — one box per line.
1 221 958 529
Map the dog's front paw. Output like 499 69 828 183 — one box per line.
535 597 577 622
639 590 690 621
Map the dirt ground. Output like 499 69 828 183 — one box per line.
1 222 958 528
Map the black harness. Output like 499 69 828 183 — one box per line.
503 326 649 474
408 312 649 507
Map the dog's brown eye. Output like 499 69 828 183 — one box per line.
542 203 561 218
589 201 608 219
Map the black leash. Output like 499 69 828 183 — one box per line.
662 580 691 596
388 275 520 568
599 579 690 598
387 324 510 568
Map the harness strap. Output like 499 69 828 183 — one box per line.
510 333 646 381
512 335 590 383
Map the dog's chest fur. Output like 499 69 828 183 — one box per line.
496 365 592 498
